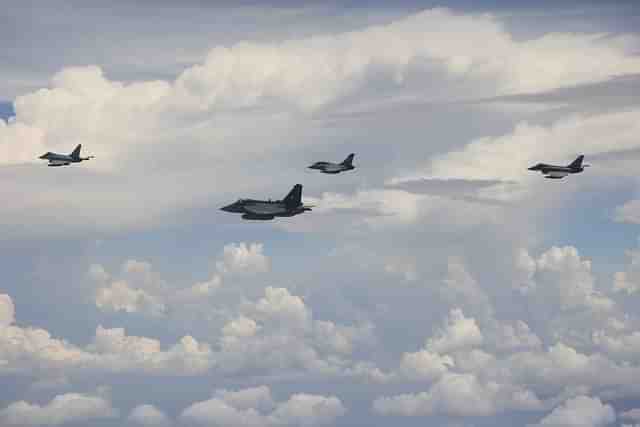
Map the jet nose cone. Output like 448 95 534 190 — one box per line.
39 154 47 159
221 202 243 213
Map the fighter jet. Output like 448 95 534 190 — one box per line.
308 153 355 174
220 184 313 220
39 144 94 167
528 155 589 179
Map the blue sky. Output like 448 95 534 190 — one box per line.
2 2 640 427
0 102 13 120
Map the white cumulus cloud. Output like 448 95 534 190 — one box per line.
181 386 345 427
0 392 118 426
535 395 615 427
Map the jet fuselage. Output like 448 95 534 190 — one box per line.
308 153 355 174
528 156 588 179
39 144 93 167
528 164 585 179
220 185 312 220
308 162 355 174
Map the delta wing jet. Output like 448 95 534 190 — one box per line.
39 144 94 167
309 153 355 174
528 155 589 179
221 184 313 220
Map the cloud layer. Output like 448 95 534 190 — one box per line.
2 3 640 427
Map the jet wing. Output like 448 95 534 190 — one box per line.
244 203 286 215
322 164 343 173
48 160 70 166
545 171 568 178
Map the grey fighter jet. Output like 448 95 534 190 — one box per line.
220 184 313 220
39 144 94 167
308 153 355 174
528 155 589 179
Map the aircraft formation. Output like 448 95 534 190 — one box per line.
39 146 588 220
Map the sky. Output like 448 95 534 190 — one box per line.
2 1 640 426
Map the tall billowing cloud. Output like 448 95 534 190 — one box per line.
0 7 638 239
5 8 640 168
168 9 640 110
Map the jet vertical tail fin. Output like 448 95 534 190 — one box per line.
568 155 584 169
341 153 355 167
283 184 303 207
70 144 82 160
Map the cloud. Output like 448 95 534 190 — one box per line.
488 320 542 353
268 393 347 427
4 239 377 384
438 258 493 320
418 109 640 182
373 372 541 417
92 242 267 316
0 119 45 166
615 201 640 225
0 391 118 426
514 246 615 345
2 5 640 427
8 10 640 158
180 386 345 427
613 250 640 295
298 188 504 236
532 246 613 312
0 293 213 379
169 8 640 111
213 386 275 412
127 404 172 427
533 395 615 427
386 177 512 204
222 316 261 340
495 341 640 397
374 334 640 420
425 308 483 354
398 350 453 382
1 7 638 238
0 293 15 327
89 326 213 375
621 408 640 422
216 242 271 275
369 244 640 421
216 286 375 377
307 190 421 226
592 330 640 361
476 73 640 114
95 280 167 316
250 286 311 329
